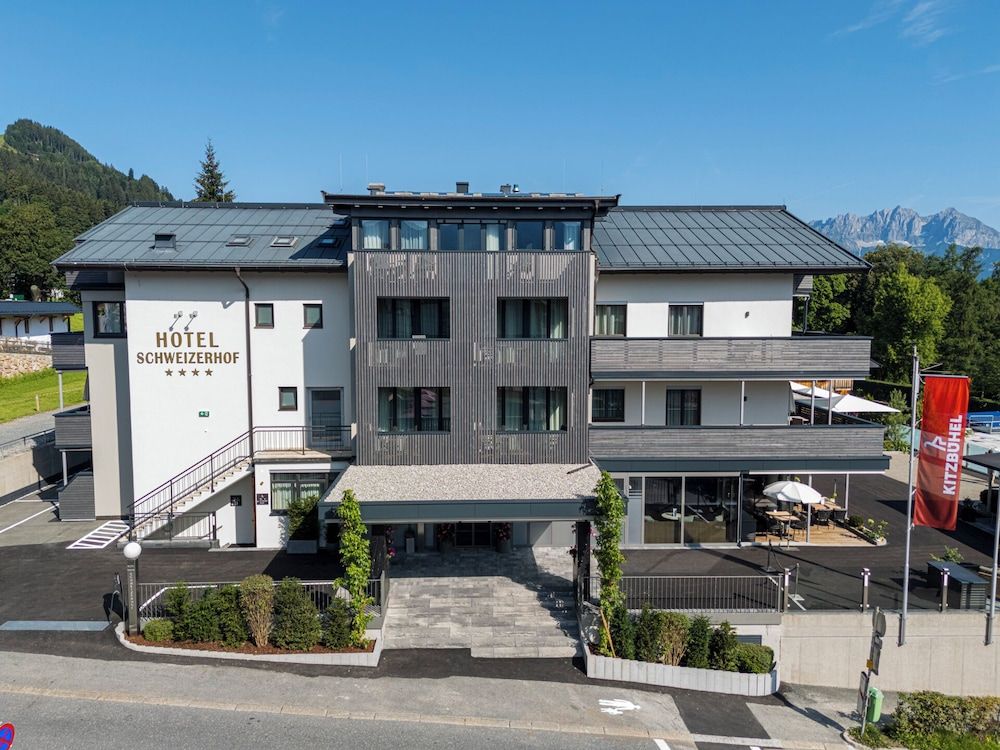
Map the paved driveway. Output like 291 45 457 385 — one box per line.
383 548 580 658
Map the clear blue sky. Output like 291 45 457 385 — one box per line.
2 1 999 226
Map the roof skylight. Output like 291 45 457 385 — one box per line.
226 234 253 247
271 235 298 248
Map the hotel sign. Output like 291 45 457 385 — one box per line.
136 330 241 377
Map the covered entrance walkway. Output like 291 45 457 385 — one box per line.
382 548 580 658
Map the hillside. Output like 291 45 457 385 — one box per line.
0 119 173 297
811 206 1000 274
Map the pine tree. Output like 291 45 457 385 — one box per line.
193 139 235 202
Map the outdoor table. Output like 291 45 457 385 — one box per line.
927 561 988 609
766 510 797 539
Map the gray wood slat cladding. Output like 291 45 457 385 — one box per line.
353 251 592 465
53 408 92 449
588 424 886 460
59 471 95 520
590 337 873 379
50 333 86 370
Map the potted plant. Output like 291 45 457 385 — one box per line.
495 522 513 553
404 526 416 555
286 496 319 554
436 523 455 554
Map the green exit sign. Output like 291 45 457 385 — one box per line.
198 411 210 418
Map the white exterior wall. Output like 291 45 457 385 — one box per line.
123 271 352 506
81 289 134 517
595 273 794 337
592 380 791 426
253 461 349 549
0 314 71 342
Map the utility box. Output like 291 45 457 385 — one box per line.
866 687 883 723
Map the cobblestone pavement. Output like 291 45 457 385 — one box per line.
383 548 580 658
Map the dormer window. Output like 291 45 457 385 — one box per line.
271 235 298 248
153 233 176 250
227 234 252 247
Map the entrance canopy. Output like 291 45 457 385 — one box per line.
319 463 601 523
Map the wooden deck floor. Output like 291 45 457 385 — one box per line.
753 522 871 547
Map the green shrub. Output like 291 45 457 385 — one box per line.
847 514 864 529
609 602 635 660
893 691 1000 742
709 621 739 672
142 618 174 643
658 611 690 666
847 724 893 748
239 574 274 647
931 547 964 564
685 615 711 668
735 643 774 674
287 495 319 541
634 605 664 663
184 589 222 643
271 578 322 651
322 597 353 649
216 585 248 648
163 583 191 640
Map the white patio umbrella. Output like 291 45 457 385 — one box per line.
763 480 824 543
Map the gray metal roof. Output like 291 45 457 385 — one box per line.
0 301 79 316
54 203 348 271
321 462 600 504
593 206 868 273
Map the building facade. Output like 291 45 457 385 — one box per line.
52 186 887 550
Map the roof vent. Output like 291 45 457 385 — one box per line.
367 182 385 195
456 181 469 194
153 233 176 251
226 234 252 247
499 184 511 195
271 235 298 248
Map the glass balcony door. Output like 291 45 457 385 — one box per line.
308 389 343 450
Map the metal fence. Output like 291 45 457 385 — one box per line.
0 429 54 459
585 574 784 613
137 575 389 623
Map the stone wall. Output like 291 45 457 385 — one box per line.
0 352 52 377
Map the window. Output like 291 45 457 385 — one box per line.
23 318 30 335
683 476 738 544
669 304 703 337
514 221 545 250
553 221 581 251
377 387 450 432
666 389 700 426
93 301 125 337
270 472 336 513
592 389 625 422
254 303 274 328
227 234 252 247
400 220 428 250
376 298 450 338
496 387 567 431
271 235 298 248
437 222 505 252
595 304 626 336
48 317 55 333
644 477 683 544
496 298 568 339
303 303 323 329
361 219 390 250
278 387 298 411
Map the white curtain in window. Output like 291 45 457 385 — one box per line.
550 301 567 338
528 387 547 431
271 480 295 511
558 222 580 251
363 221 389 250
485 223 502 252
397 388 416 431
377 389 393 432
548 388 566 431
502 388 523 431
400 220 427 250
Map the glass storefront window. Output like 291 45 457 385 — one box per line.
644 477 683 544
683 476 738 544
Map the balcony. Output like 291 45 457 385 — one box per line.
590 335 873 380
50 332 86 370
54 405 91 449
589 423 888 472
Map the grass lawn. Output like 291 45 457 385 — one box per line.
69 312 84 332
0 368 87 423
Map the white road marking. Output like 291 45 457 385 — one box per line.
0 504 56 534
653 739 671 750
599 698 640 716
67 520 131 549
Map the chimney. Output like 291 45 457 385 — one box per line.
456 181 469 194
367 182 385 195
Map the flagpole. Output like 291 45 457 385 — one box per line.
988 468 998 645
899 344 919 646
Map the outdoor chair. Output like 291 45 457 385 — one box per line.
813 509 831 526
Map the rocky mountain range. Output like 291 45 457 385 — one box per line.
810 206 1000 274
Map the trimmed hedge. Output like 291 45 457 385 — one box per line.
271 578 322 651
893 691 1000 741
685 616 712 669
735 643 774 674
143 618 173 643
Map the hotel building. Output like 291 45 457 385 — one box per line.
52 184 887 549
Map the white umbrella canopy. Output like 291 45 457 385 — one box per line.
763 481 823 505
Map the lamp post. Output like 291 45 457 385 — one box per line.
123 541 142 635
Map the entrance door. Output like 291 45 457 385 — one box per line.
455 522 491 547
309 389 343 450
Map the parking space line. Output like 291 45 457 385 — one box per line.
0 505 56 535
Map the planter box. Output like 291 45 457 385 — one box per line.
116 623 382 666
577 606 779 696
286 540 318 555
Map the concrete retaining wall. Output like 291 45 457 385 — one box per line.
0 443 88 504
781 610 1000 695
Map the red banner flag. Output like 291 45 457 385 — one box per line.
914 375 970 530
